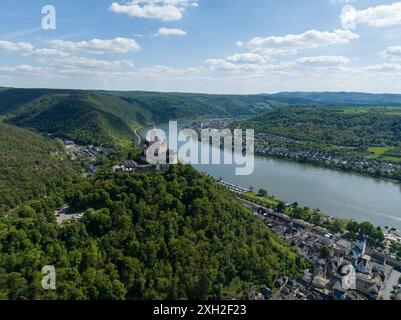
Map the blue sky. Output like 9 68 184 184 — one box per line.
1 0 401 93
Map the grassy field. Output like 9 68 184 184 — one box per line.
367 146 394 159
241 192 279 208
381 155 401 163
366 146 401 163
342 108 371 114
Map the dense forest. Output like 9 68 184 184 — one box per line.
0 88 274 146
0 165 306 299
0 123 80 212
239 107 401 147
6 94 137 146
104 91 274 121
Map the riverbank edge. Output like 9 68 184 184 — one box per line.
255 150 401 185
235 189 400 257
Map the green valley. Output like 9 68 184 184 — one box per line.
0 88 276 147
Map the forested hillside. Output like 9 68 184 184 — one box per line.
3 88 401 148
0 123 79 212
0 88 275 146
5 94 137 146
0 165 305 299
0 88 74 114
104 91 274 121
239 107 401 147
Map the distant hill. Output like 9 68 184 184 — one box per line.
0 122 79 211
0 88 275 146
0 88 76 114
5 93 137 146
2 88 401 147
237 107 401 147
104 91 275 122
269 92 401 106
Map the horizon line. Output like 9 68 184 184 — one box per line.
2 85 401 96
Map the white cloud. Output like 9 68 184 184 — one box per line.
381 45 401 60
14 65 43 72
330 0 355 4
53 57 134 69
0 40 34 52
49 37 141 54
0 64 44 75
295 55 350 66
205 55 350 74
30 48 70 58
139 64 200 75
110 0 198 21
247 29 359 56
341 2 401 29
204 27 358 76
156 27 187 36
362 63 401 72
31 53 135 73
226 53 266 64
204 59 264 73
204 29 358 75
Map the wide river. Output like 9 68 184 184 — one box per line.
145 123 401 231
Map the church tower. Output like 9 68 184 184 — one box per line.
356 233 366 257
